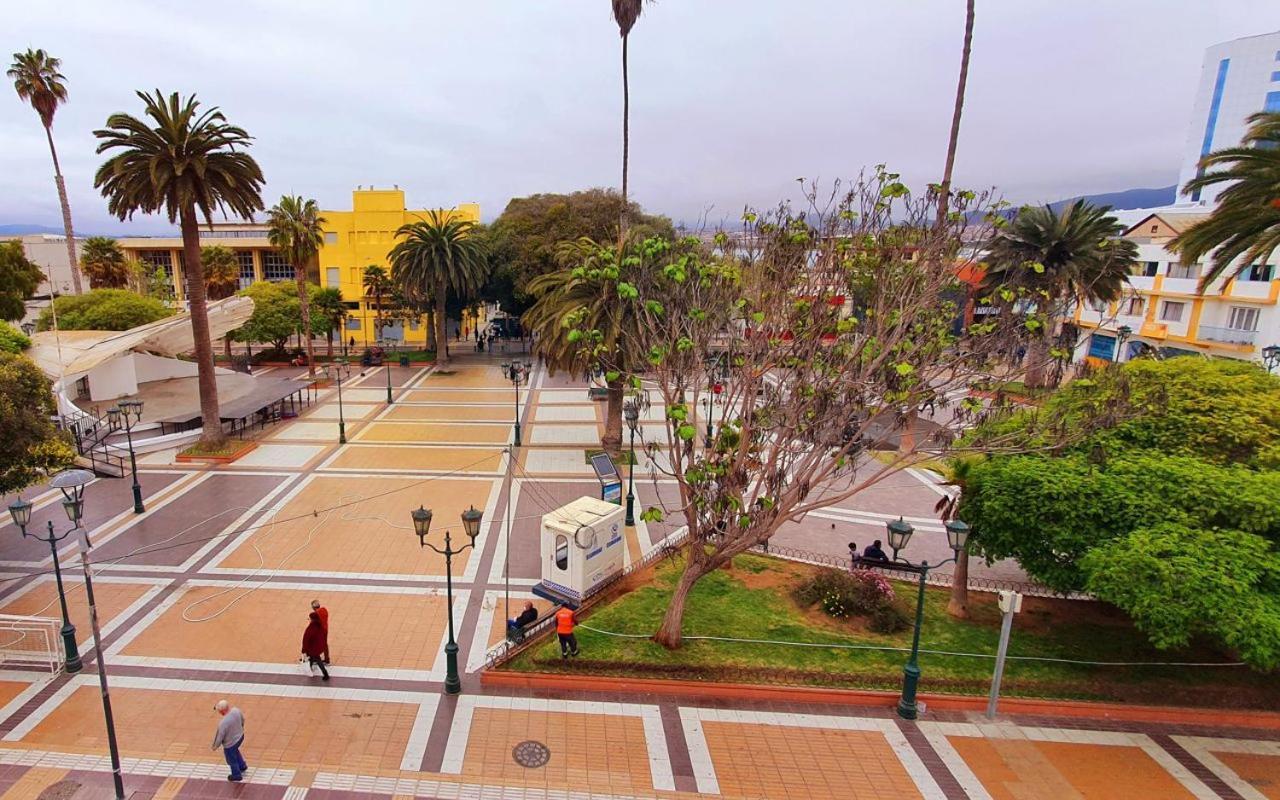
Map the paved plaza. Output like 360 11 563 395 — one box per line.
0 352 1275 799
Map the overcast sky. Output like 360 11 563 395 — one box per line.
2 1 1277 235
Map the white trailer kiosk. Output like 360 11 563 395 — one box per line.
532 496 626 609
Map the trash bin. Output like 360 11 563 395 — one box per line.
399 354 410 367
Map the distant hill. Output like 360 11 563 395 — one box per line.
1046 185 1177 212
0 223 68 236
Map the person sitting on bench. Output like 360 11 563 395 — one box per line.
862 539 889 562
507 601 539 636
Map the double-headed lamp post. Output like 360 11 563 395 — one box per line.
107 400 145 514
411 503 483 695
624 399 640 526
384 342 394 405
884 515 970 720
1263 344 1280 374
501 360 528 447
11 470 126 799
323 359 348 444
1115 325 1132 363
7 493 82 672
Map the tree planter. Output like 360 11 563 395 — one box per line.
176 440 259 464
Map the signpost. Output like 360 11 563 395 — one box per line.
589 452 623 505
986 590 1023 719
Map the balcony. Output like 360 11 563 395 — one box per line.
1198 325 1257 346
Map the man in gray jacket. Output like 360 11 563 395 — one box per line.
211 699 247 781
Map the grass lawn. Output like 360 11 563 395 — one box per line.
504 554 1279 708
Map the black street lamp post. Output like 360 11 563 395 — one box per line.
1115 325 1132 363
29 470 125 798
501 361 528 447
624 399 640 526
701 397 712 448
7 496 82 673
385 349 394 405
884 516 970 720
324 360 349 444
107 400 145 514
1263 344 1280 374
411 504 483 695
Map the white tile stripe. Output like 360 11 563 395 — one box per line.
465 589 538 674
1174 735 1280 800
918 722 1220 800
0 746 294 786
0 672 53 731
683 707 944 799
440 695 675 792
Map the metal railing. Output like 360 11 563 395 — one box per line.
0 614 63 673
1197 325 1257 346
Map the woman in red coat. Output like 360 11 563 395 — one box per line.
301 611 330 680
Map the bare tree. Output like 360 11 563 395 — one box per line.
562 169 1121 647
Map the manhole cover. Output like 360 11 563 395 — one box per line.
36 781 81 800
512 739 551 768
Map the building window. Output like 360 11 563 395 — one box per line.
1087 333 1116 361
1160 301 1185 322
554 535 569 571
138 250 174 281
1192 58 1231 202
345 317 361 331
1150 224 1158 233
1143 261 1159 277
262 252 293 281
236 251 255 289
1272 71 1280 83
1267 91 1280 114
1124 296 1145 316
1228 306 1259 332
324 232 337 244
1168 262 1200 280
325 267 340 287
1089 297 1107 313
1241 264 1276 282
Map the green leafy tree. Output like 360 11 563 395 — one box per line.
979 200 1138 387
0 321 31 354
389 211 487 367
0 353 75 496
79 236 128 288
267 195 326 375
94 90 265 447
201 245 239 301
492 189 674 288
233 281 300 354
8 48 83 294
1170 112 1280 291
36 288 171 332
0 240 44 321
310 286 346 358
125 258 174 304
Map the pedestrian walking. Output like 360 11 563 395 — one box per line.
555 605 579 659
301 611 330 680
311 599 330 664
211 700 248 782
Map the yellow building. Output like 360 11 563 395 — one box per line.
117 187 482 350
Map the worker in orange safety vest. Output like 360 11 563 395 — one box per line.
555 606 580 659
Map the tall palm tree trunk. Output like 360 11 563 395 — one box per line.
1023 325 1052 389
179 206 224 446
435 276 449 366
935 0 975 229
619 33 630 251
45 125 83 294
947 551 970 618
295 266 315 377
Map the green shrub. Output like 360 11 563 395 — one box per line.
36 289 171 332
0 321 30 354
869 601 911 634
795 568 898 621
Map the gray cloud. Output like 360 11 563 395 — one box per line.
2 0 1276 234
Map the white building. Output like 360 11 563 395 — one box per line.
1070 31 1280 368
7 234 84 331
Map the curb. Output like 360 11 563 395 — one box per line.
175 441 260 464
481 670 1280 730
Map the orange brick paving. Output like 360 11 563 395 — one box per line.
399 389 510 403
356 422 511 444
419 368 509 388
14 686 418 773
217 475 490 576
1215 751 1280 799
324 444 504 472
381 405 512 422
459 708 655 794
702 720 921 800
949 736 1197 800
0 581 153 645
0 683 32 711
121 587 450 672
0 768 69 800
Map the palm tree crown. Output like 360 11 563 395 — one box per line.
389 211 487 364
93 90 265 225
267 195 326 374
1170 112 1280 291
7 48 66 128
80 236 128 288
201 245 239 300
980 200 1137 307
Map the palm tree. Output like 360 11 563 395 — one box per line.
94 90 265 447
8 48 83 294
524 237 635 455
362 264 390 348
1170 112 1280 291
388 212 487 367
79 236 128 288
980 200 1137 388
267 195 326 377
611 0 647 246
311 286 346 358
935 0 975 228
201 245 239 301
934 455 979 618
